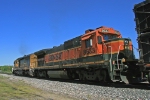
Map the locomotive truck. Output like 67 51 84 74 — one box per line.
13 26 144 84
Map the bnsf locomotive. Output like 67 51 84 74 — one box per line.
13 26 147 84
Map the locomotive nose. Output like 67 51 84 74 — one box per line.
123 39 135 59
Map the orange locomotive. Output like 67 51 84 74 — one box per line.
13 26 144 84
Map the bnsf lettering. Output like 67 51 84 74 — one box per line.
49 55 55 61
49 52 62 61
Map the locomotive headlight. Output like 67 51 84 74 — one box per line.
125 40 129 44
122 58 125 62
125 46 129 49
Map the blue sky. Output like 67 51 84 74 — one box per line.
0 0 143 66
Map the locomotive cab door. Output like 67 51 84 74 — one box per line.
96 35 103 54
97 33 112 61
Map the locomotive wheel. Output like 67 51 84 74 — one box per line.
79 74 83 81
101 70 107 82
43 71 46 78
79 72 84 81
36 70 42 78
36 71 40 78
44 71 49 79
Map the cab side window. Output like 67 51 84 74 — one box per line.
103 34 108 40
103 34 117 41
97 36 102 44
85 38 92 48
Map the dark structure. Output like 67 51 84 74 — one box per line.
134 0 150 64
133 0 150 82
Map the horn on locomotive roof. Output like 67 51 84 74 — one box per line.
85 29 94 34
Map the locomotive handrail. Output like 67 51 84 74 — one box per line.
102 42 113 71
102 42 108 54
108 46 112 71
108 46 112 61
117 45 124 69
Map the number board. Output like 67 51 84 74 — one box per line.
102 29 109 33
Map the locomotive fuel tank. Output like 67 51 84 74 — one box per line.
47 70 69 79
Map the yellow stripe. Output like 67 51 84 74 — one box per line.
59 60 105 67
105 40 123 44
15 60 107 69
82 53 98 57
36 60 106 68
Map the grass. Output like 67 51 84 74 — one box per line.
0 66 12 74
0 75 47 100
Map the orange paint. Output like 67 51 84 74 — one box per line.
26 26 133 66
81 26 124 57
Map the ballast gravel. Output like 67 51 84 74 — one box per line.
1 74 150 100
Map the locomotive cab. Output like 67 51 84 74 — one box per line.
12 59 20 74
101 28 134 60
81 26 134 61
14 60 19 68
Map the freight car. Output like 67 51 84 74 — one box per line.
13 26 147 84
133 0 150 82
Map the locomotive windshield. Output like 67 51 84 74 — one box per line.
103 34 117 41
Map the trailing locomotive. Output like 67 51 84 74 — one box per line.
13 26 146 84
133 0 150 82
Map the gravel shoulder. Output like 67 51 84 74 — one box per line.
0 74 150 100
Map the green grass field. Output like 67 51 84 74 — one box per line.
0 75 75 100
0 66 12 74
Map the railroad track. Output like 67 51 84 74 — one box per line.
1 72 150 90
32 75 150 90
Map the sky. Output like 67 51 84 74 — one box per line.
0 0 143 66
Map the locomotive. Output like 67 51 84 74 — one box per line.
12 26 144 84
